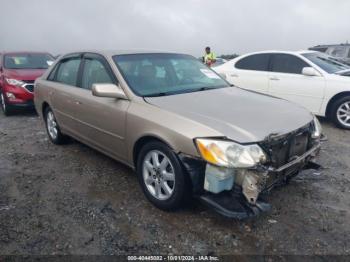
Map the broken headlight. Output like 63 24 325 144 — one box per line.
195 138 267 168
312 116 322 139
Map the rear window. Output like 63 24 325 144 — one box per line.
235 54 270 71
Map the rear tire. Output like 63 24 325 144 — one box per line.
44 106 69 144
1 92 12 116
330 96 350 129
136 141 189 211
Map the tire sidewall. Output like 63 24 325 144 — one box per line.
331 96 350 129
136 141 188 210
44 107 66 144
1 91 11 116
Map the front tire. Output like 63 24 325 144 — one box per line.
44 106 69 144
1 92 12 116
136 141 189 211
330 96 350 129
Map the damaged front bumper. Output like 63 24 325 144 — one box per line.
179 142 321 220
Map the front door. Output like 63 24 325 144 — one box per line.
70 53 130 161
268 53 326 114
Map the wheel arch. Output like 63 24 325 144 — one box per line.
41 101 50 117
132 135 175 168
325 91 350 118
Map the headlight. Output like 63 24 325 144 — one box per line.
195 138 267 168
5 78 25 87
312 116 322 139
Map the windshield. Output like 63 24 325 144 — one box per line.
327 46 348 58
303 52 350 74
113 53 228 97
4 53 54 69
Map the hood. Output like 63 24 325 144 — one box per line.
4 68 47 81
145 87 314 143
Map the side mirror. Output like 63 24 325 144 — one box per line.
92 83 128 99
302 67 321 77
0 67 3 73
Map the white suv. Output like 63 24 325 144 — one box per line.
214 51 350 129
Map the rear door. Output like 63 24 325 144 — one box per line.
268 53 326 113
49 54 83 132
226 53 271 94
68 53 130 161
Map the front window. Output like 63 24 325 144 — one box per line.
303 52 350 74
271 54 309 74
4 53 54 69
113 53 228 97
81 58 114 90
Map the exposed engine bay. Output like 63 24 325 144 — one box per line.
179 122 322 219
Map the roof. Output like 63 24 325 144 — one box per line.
238 50 318 56
61 49 185 57
1 51 52 55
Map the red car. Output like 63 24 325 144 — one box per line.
0 52 54 115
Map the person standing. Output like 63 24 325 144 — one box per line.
204 46 216 67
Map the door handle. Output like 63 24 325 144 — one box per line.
230 74 239 77
270 77 280 81
75 100 82 105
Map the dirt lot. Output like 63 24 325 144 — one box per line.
0 110 349 256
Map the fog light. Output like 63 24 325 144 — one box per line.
6 92 16 99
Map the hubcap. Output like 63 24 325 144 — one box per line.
1 93 6 112
337 101 350 127
142 150 175 200
47 111 58 139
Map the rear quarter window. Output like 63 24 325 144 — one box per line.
47 63 60 81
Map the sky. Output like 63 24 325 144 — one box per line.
0 0 349 57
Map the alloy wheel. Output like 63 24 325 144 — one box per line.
47 111 58 140
337 101 350 128
142 150 175 200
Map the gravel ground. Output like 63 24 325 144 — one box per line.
0 111 349 256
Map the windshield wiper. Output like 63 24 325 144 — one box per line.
335 68 350 74
143 92 169 97
143 85 229 97
197 86 217 91
197 85 228 91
